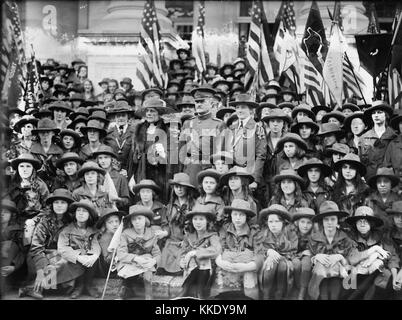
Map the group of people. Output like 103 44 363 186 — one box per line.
2 47 402 300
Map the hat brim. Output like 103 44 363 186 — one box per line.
168 179 196 190
291 109 315 120
316 128 344 137
11 158 42 171
80 126 107 138
275 137 308 153
31 128 60 135
92 150 117 159
96 211 125 229
261 115 291 124
139 106 175 116
228 101 258 109
223 206 256 218
290 121 319 134
197 171 221 185
132 184 161 194
14 118 39 133
321 114 345 124
216 108 236 120
345 215 383 228
185 211 216 221
60 130 82 145
48 106 73 114
220 171 254 186
292 213 315 222
312 211 349 223
77 166 106 177
297 163 332 178
259 208 291 224
333 159 366 176
69 202 98 220
45 195 74 205
273 174 305 188
367 174 399 189
312 106 332 114
56 156 84 169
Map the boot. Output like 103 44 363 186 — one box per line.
70 277 84 299
84 266 100 298
297 287 307 300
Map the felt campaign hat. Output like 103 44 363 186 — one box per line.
367 167 399 190
56 152 84 169
132 179 161 194
77 161 106 177
10 153 41 170
259 204 291 224
185 203 216 221
45 188 74 205
96 206 126 229
312 201 349 223
333 153 366 177
223 199 256 218
345 206 383 228
220 166 254 186
292 207 316 222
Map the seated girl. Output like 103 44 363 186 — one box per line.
214 199 261 299
257 204 298 300
180 204 222 299
53 152 84 192
116 205 160 300
345 206 398 300
57 199 101 299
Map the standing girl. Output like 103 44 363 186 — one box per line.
275 133 308 173
54 152 84 192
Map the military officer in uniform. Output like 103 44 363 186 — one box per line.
179 86 222 186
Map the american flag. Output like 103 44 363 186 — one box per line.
1 1 26 108
300 48 325 106
343 54 364 100
388 9 402 108
135 0 166 89
24 46 41 111
192 1 206 77
282 1 296 34
244 0 274 92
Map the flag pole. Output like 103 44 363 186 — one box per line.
101 246 118 300
344 52 368 105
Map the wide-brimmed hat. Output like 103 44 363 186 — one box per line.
120 77 133 87
228 93 258 109
14 116 38 133
56 152 84 169
126 204 154 221
333 153 366 176
312 201 349 223
264 80 281 92
292 207 316 222
325 143 350 156
316 122 344 137
67 116 87 130
132 179 161 194
69 107 89 121
141 87 164 100
275 133 308 153
71 58 85 67
290 117 319 134
386 201 402 215
31 118 60 135
343 112 366 133
261 108 292 124
291 103 315 120
273 169 305 187
259 204 291 224
255 102 277 120
33 105 53 119
197 168 221 185
297 158 332 178
312 105 332 115
220 166 254 186
59 129 82 147
321 111 346 125
210 151 234 165
88 109 108 121
363 100 394 121
168 172 196 190
191 86 216 99
77 161 106 177
92 145 117 159
216 107 236 120
96 207 126 229
279 89 297 98
70 199 98 220
1 199 18 214
48 101 73 114
11 153 41 170
345 206 383 228
367 167 399 189
140 98 174 115
185 203 216 221
80 119 107 138
98 78 110 86
341 103 360 113
69 93 85 102
224 199 256 218
45 188 74 205
220 63 235 75
108 103 134 117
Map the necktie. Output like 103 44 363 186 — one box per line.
239 120 243 129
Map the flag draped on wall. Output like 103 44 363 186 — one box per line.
245 0 274 93
192 0 207 77
136 0 166 90
1 1 26 109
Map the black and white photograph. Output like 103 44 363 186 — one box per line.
1 0 402 304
